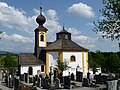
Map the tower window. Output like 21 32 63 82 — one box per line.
28 66 33 75
41 65 44 72
70 55 76 62
41 35 44 41
65 35 68 39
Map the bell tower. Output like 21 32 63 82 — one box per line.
34 6 48 57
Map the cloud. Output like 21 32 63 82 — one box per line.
46 9 58 20
68 28 96 48
86 22 94 27
45 9 61 41
0 2 37 34
0 32 34 43
67 2 95 18
0 2 97 52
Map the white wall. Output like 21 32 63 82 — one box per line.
47 51 88 76
63 52 83 76
20 65 44 76
89 67 101 75
39 42 46 47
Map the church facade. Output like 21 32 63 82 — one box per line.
19 6 88 77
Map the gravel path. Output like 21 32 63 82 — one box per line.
0 81 14 90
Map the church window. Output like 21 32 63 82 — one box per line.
41 65 44 72
70 55 76 62
65 35 68 39
28 66 33 75
41 35 44 41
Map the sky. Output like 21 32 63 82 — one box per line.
0 0 119 53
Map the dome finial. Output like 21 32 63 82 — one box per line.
63 23 65 30
40 3 42 15
36 4 46 26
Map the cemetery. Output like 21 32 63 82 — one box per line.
0 68 108 90
1 68 120 90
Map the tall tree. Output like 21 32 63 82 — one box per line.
95 50 105 68
1 53 18 73
88 52 99 74
106 53 120 72
93 0 120 40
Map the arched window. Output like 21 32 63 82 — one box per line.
70 55 76 62
65 35 68 39
28 67 33 75
41 35 44 41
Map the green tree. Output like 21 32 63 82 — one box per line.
94 50 105 68
1 53 18 73
88 52 99 74
106 53 120 73
56 60 68 74
93 0 120 40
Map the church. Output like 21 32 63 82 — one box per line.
19 6 88 77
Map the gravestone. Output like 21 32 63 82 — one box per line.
58 72 63 83
71 73 75 81
35 75 38 81
107 80 118 90
33 77 36 86
6 74 9 87
54 69 57 82
117 79 120 90
49 72 52 84
55 78 60 88
39 74 42 79
9 75 13 88
76 71 83 82
64 76 71 89
0 70 3 80
24 73 28 83
41 78 49 89
14 77 19 90
87 72 90 80
2 72 6 82
82 78 89 87
5 73 8 86
95 74 103 84
37 78 41 88
20 74 24 81
102 75 107 84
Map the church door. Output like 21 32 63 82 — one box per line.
28 67 33 75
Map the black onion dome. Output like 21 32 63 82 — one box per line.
36 15 46 25
36 6 46 26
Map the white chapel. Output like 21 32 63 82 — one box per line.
19 6 88 77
